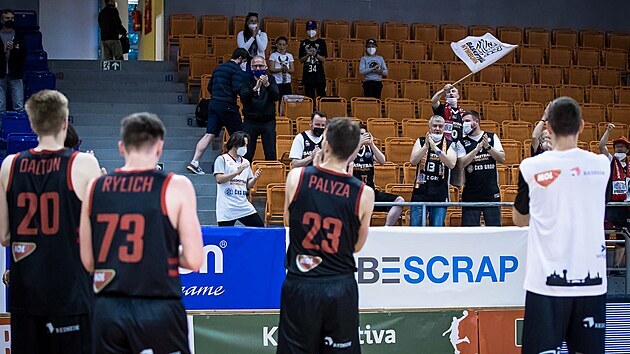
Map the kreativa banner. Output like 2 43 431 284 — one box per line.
355 227 528 309
450 33 517 73
179 226 286 310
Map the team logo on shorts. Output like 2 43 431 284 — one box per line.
296 254 322 272
12 242 36 262
93 269 116 293
534 169 561 187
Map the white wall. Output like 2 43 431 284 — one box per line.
40 0 99 59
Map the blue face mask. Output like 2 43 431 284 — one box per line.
252 69 266 77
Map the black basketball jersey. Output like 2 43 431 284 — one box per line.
460 132 500 202
287 166 365 277
352 145 375 188
89 169 181 299
300 132 322 166
412 138 451 202
6 148 91 316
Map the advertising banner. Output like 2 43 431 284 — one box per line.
355 227 528 309
180 227 286 310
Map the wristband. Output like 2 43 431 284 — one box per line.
436 149 442 156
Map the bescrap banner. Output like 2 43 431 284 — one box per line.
450 33 517 73
355 227 528 309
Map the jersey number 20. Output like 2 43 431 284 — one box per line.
97 213 145 263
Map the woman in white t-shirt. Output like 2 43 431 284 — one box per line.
237 12 268 71
213 131 263 226
268 36 295 97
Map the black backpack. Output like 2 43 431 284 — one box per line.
195 98 210 127
120 36 130 53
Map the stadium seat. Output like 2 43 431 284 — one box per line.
537 65 564 85
616 86 630 104
24 50 48 72
497 164 510 186
547 46 573 66
587 86 615 105
324 58 350 79
575 47 601 67
23 71 55 98
597 122 627 140
556 85 586 103
501 140 524 165
168 14 197 61
446 62 473 83
525 84 555 104
479 65 506 83
525 28 551 47
13 10 38 30
385 60 413 81
199 74 212 99
22 30 43 52
608 104 630 125
295 117 312 135
178 35 209 70
502 121 533 142
401 119 428 139
6 133 38 155
210 35 237 58
457 99 482 113
324 20 351 39
384 98 415 122
401 80 431 101
275 117 293 136
264 17 290 39
590 140 613 154
232 16 246 35
367 118 399 142
381 79 399 100
506 64 535 84
463 82 494 103
264 183 286 225
384 137 415 164
292 18 311 37
399 40 428 61
501 211 516 226
374 162 400 188
370 212 389 226
201 15 228 37
1 112 33 143
338 38 365 59
353 20 380 40
596 67 622 86
283 96 314 121
317 97 348 118
250 161 286 198
519 45 545 65
430 41 456 62
608 32 630 51
580 122 598 143
447 212 463 227
553 29 578 47
377 40 397 60
402 162 418 184
275 135 295 164
580 29 606 49
514 102 544 123
497 26 524 45
412 23 438 42
383 22 409 41
566 66 593 86
441 24 467 42
469 25 496 37
482 101 513 122
496 48 516 64
417 61 444 82
187 54 217 97
336 78 363 101
580 103 606 124
385 183 414 203
351 97 381 120
602 49 628 70
417 100 435 119
500 185 519 203
495 83 524 103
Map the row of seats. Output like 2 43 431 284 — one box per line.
169 14 630 50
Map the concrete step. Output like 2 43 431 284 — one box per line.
61 90 189 105
97 159 219 175
57 80 187 93
92 149 200 161
56 70 181 83
193 184 216 197
75 125 204 138
49 59 176 72
198 211 216 226
70 114 195 127
68 102 196 115
80 137 220 150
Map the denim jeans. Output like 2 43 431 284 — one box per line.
410 206 447 226
0 77 24 114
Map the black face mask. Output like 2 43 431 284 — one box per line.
3 20 14 29
312 127 324 137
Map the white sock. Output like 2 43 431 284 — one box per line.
190 160 199 167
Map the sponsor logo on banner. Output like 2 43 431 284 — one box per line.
534 170 561 187
93 269 116 293
12 242 36 262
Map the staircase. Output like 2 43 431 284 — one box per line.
50 60 228 225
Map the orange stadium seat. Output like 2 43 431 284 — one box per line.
402 162 418 184
575 47 601 67
283 96 313 121
177 35 208 70
324 19 350 39
351 97 381 120
469 24 496 36
401 80 431 101
479 65 506 83
556 85 586 103
441 24 467 42
374 162 400 188
603 49 628 70
385 138 415 164
401 119 428 140
210 35 237 58
168 14 197 60
292 18 311 37
566 66 593 86
495 83 524 103
525 84 555 104
418 100 435 119
317 97 348 118
367 118 399 142
580 29 606 49
537 65 564 85
377 40 397 60
338 38 365 59
447 62 473 83
608 32 630 51
502 121 533 142
580 122 598 143
353 20 380 40
232 16 246 35
514 102 544 123
580 103 606 124
295 117 311 135
386 60 414 81
553 29 578 47
497 26 523 45
501 140 524 165
276 135 295 164
201 15 229 37
430 41 457 62
399 40 428 61
480 119 500 134
264 17 290 39
199 74 212 99
412 23 438 42
324 58 350 79
608 104 630 125
596 67 622 86
616 86 630 104
275 117 293 136
497 164 510 186
417 61 444 82
506 64 535 85
458 99 482 113
264 183 286 225
381 79 399 100
500 185 519 203
587 86 615 105
383 22 409 41
385 183 414 203
250 161 286 198
187 54 217 96
597 122 627 140
385 98 416 122
525 27 551 47
519 45 545 65
464 82 495 102
483 101 514 122
547 46 573 66
336 78 363 101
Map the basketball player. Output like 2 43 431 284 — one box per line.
277 117 375 353
79 113 204 353
513 97 609 354
0 90 102 353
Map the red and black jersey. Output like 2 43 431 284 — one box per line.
89 169 181 299
6 148 91 316
287 166 364 277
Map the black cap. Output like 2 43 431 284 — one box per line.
231 48 250 60
366 39 377 47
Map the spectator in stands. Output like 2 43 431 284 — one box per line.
237 12 268 71
360 39 387 100
268 36 294 97
350 125 403 225
289 111 326 168
98 0 127 60
214 131 263 226
0 9 26 115
531 104 552 156
241 55 280 162
431 84 464 143
299 21 327 101
409 116 461 226
187 48 250 175
458 110 505 226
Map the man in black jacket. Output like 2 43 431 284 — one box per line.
98 0 126 60
187 48 250 174
0 9 26 115
241 55 280 162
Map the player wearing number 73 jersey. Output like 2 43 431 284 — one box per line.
277 117 375 354
0 90 102 354
79 113 203 354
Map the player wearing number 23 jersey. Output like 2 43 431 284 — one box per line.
0 90 102 354
277 118 375 354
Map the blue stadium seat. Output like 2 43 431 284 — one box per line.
6 134 38 155
24 51 48 72
12 11 38 31
24 71 56 98
22 31 43 52
1 111 33 144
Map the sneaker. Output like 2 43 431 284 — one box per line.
187 163 205 175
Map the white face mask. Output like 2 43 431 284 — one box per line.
237 146 248 157
541 141 552 151
430 133 443 142
307 30 317 38
614 152 627 160
463 122 473 136
367 47 376 55
248 24 258 31
446 97 458 107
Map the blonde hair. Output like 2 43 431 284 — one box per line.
25 90 69 136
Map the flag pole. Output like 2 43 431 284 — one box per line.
451 72 474 86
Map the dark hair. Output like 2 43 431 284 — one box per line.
547 96 581 137
325 118 361 160
64 124 79 149
231 47 250 61
276 36 288 44
359 123 368 132
463 110 480 122
243 12 259 40
2 9 14 16
120 112 166 150
226 131 249 151
103 0 115 5
311 110 327 121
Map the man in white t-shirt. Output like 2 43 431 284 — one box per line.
513 96 610 354
289 111 327 168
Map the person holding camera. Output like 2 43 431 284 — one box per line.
268 36 295 97
241 55 280 162
299 21 327 101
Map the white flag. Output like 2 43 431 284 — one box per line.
450 33 517 73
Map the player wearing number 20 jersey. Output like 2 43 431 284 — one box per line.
277 118 374 354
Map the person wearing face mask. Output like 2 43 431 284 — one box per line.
268 36 295 97
349 126 404 225
289 111 327 168
213 131 263 227
98 0 127 60
187 48 250 174
237 12 268 71
0 9 26 115
240 55 280 162
458 110 506 226
409 115 461 226
299 21 328 101
431 84 465 143
359 39 388 99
